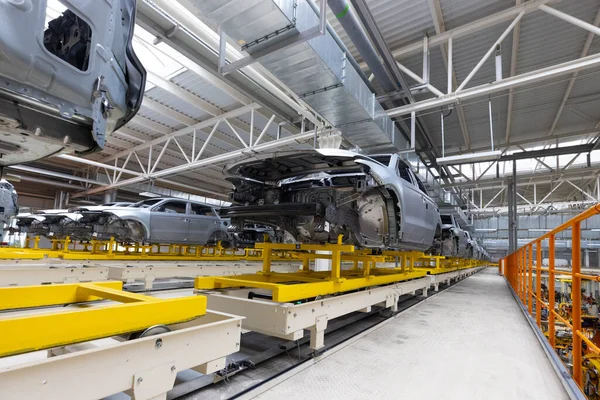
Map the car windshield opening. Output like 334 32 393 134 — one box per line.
131 199 162 208
441 215 453 224
369 155 391 166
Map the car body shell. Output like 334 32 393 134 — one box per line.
81 198 229 244
224 149 442 251
15 198 229 245
440 214 469 257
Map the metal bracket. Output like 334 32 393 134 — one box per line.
90 76 111 149
218 0 327 76
132 363 177 400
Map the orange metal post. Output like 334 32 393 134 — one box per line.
536 241 542 328
516 252 521 298
520 249 525 300
528 244 533 314
572 221 582 386
549 235 556 349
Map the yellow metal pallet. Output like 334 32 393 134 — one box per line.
1 236 261 261
0 281 206 357
196 235 437 302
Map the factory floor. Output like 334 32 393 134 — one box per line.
241 268 569 400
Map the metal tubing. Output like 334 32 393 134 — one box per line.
441 111 445 158
489 99 495 151
387 52 600 118
423 35 430 84
572 220 582 386
540 4 600 37
327 0 396 93
520 248 527 304
549 234 556 349
528 244 533 313
536 241 542 328
447 37 453 94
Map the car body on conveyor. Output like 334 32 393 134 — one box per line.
15 198 230 245
222 149 442 251
464 231 478 258
0 0 145 165
440 214 469 257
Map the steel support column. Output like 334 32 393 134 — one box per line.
507 161 518 253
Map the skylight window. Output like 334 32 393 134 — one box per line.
132 25 187 90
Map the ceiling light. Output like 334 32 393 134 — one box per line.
591 229 600 232
139 191 161 198
476 228 497 232
529 228 552 232
437 150 502 165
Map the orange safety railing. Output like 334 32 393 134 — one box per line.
502 204 600 390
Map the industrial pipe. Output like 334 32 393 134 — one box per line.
327 0 396 93
305 0 373 90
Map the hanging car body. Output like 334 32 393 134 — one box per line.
0 0 145 165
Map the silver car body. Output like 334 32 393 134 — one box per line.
223 149 441 251
0 0 145 165
464 231 478 258
440 214 468 257
105 198 228 244
0 179 18 225
15 198 229 245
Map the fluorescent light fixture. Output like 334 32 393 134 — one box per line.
476 228 497 232
139 191 161 198
529 228 552 232
437 150 502 165
591 229 600 232
587 243 600 247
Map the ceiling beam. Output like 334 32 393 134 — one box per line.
498 143 595 161
141 98 196 126
387 52 600 118
70 130 316 198
427 0 471 149
548 5 600 135
445 127 600 156
105 104 258 162
380 0 558 61
136 0 321 126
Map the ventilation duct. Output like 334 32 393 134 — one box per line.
177 0 410 153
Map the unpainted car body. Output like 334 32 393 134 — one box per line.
222 149 442 251
464 231 478 259
15 198 229 245
440 214 469 257
0 179 18 225
0 0 145 165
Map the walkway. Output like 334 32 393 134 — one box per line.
244 268 569 400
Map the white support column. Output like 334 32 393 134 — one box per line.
447 37 453 94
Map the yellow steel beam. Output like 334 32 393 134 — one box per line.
77 283 160 303
0 295 206 357
255 241 355 253
0 281 123 311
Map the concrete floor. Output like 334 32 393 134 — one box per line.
246 268 569 400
